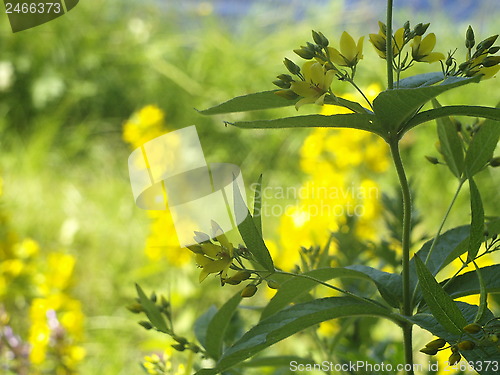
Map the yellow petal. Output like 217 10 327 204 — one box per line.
356 36 365 59
393 28 405 55
290 81 318 98
309 63 326 85
420 52 445 63
294 96 317 110
420 33 437 54
478 65 500 80
340 31 357 62
328 47 346 66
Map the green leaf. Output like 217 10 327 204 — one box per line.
198 90 369 115
444 265 500 300
433 99 464 178
346 265 402 308
205 291 242 360
252 175 263 237
239 356 316 368
395 72 444 88
473 262 487 323
233 181 274 272
414 255 467 335
373 75 480 133
260 268 373 320
467 178 485 261
230 113 387 139
196 297 394 374
135 284 169 333
403 105 500 134
409 302 500 375
464 115 500 178
194 305 217 350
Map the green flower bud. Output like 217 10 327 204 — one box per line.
277 74 294 83
488 46 500 54
312 30 329 47
490 157 500 167
171 343 185 352
425 338 447 349
126 302 143 314
445 54 454 67
273 79 291 89
466 25 475 48
190 344 201 353
150 292 157 303
425 155 440 165
420 347 439 355
266 280 280 289
488 334 499 343
139 321 153 330
481 56 500 67
476 35 499 54
294 48 315 60
230 271 252 282
283 58 301 75
414 22 430 36
457 340 475 351
448 352 461 365
173 336 188 345
463 323 483 334
274 89 299 100
241 284 258 298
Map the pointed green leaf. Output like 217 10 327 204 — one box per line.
239 356 316 368
373 75 480 132
444 265 500 300
467 178 485 261
403 105 500 134
198 90 369 115
464 116 500 178
395 72 444 88
197 297 394 374
433 99 464 178
205 291 242 360
472 262 487 323
414 255 467 335
260 268 373 320
230 113 387 139
347 265 402 308
194 305 217 350
135 284 169 333
233 181 274 272
252 175 263 237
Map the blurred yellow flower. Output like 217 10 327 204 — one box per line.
123 105 166 149
328 31 364 68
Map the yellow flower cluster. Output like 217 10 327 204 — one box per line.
0 182 85 374
123 105 190 266
271 85 389 271
142 350 187 375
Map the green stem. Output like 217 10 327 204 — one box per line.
386 0 394 89
389 139 414 374
348 78 374 111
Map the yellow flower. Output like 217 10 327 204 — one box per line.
290 61 335 109
328 31 364 67
369 23 405 59
411 33 445 63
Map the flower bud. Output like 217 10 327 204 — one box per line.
463 323 483 334
266 280 280 289
139 321 153 330
312 30 329 47
294 47 315 59
490 157 500 167
126 302 143 314
476 35 499 54
173 336 188 345
283 58 301 75
445 54 454 67
420 347 438 355
457 340 475 350
150 292 157 303
230 271 252 282
274 89 299 100
171 343 185 352
488 46 500 54
273 79 291 89
481 56 500 67
448 352 461 365
241 284 258 298
425 338 447 349
378 21 387 36
277 74 294 83
466 25 475 48
414 22 430 36
425 155 440 165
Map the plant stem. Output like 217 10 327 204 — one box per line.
386 0 394 89
389 139 414 374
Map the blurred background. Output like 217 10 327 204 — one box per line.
1 0 499 374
